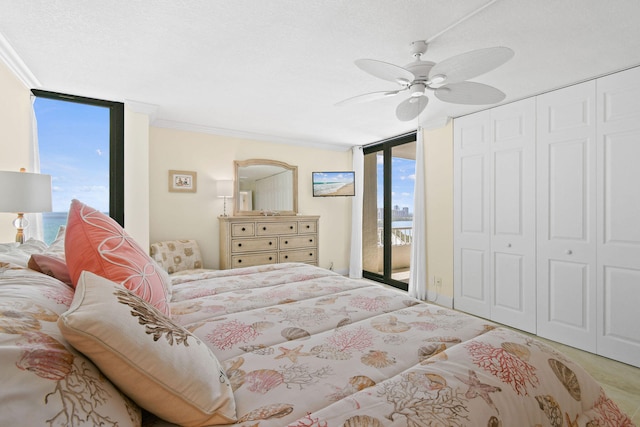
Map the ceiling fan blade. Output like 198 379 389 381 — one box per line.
335 90 402 107
429 47 514 84
355 59 415 84
396 96 429 121
435 81 506 105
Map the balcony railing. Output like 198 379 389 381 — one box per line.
377 226 413 246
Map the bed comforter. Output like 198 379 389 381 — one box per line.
0 242 633 426
144 263 633 427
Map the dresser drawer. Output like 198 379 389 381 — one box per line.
298 221 317 234
279 235 316 249
231 238 277 253
256 221 297 235
219 215 319 269
232 252 277 268
231 223 255 237
279 249 317 263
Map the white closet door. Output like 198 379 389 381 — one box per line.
490 98 537 333
537 81 597 352
596 67 640 367
454 111 491 318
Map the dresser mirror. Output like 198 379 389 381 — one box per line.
234 159 298 216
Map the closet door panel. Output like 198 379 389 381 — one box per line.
537 81 597 352
490 99 536 333
597 67 640 367
454 111 491 318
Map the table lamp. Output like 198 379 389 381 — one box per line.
0 169 52 243
216 180 233 217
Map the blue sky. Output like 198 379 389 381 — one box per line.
34 98 110 213
377 154 415 212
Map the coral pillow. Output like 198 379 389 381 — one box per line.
58 271 237 426
64 199 171 316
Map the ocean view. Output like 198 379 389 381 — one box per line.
43 211 69 244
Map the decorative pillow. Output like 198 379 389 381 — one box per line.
150 239 204 274
28 254 72 286
58 271 237 426
0 268 140 427
64 200 171 315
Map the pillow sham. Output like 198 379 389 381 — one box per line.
28 253 72 286
64 199 171 315
58 271 237 426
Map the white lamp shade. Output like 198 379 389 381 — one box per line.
0 171 52 213
216 180 234 198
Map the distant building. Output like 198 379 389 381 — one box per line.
378 206 413 222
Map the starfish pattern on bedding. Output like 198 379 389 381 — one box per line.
275 345 312 363
456 369 502 414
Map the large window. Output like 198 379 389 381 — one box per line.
362 132 416 290
32 90 124 243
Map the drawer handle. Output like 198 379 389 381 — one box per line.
284 255 288 259
309 253 313 256
309 239 313 243
566 249 573 255
269 256 273 260
306 225 310 229
269 241 273 245
284 240 288 244
238 259 242 263
290 226 294 229
241 227 246 231
263 226 267 231
238 243 242 247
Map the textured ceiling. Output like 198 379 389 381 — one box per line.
2 0 640 150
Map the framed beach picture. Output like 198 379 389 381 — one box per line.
312 171 355 197
168 170 197 193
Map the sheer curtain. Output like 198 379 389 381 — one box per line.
349 145 364 278
25 95 45 241
408 128 427 299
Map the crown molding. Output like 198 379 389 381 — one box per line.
152 119 353 152
0 32 40 88
124 100 159 121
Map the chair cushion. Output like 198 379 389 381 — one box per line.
150 239 203 274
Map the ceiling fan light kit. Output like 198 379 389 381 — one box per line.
337 40 514 121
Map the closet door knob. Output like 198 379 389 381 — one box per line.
566 249 573 255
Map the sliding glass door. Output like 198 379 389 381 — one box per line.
362 133 416 290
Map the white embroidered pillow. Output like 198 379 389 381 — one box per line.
58 271 237 426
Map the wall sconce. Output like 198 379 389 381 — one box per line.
216 180 234 217
0 169 52 243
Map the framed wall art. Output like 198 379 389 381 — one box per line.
312 171 355 197
168 170 197 193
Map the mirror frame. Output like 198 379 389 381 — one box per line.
233 159 298 216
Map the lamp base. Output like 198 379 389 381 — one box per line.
12 213 27 244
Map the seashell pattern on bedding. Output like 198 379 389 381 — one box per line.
141 263 634 427
1 240 634 427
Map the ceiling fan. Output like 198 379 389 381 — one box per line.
336 40 514 121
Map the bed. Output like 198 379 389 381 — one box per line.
0 200 634 426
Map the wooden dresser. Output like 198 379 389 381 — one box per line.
219 215 319 269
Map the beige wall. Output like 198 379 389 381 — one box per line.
148 127 353 271
424 123 454 300
0 60 32 242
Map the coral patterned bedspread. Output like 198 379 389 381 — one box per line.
145 263 633 427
